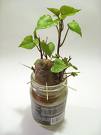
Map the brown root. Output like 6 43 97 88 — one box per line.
34 59 64 86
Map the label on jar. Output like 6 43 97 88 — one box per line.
31 98 66 125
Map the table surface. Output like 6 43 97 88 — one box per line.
0 0 101 135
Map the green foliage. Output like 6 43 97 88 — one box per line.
41 41 55 57
19 4 82 77
51 56 78 73
62 57 78 70
60 5 80 19
68 20 82 36
47 8 60 17
19 35 38 49
51 58 68 73
47 5 80 20
37 15 58 29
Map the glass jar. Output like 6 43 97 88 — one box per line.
30 72 68 126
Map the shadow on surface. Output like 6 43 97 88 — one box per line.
5 106 66 135
4 106 101 135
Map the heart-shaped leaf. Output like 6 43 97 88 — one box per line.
19 35 37 49
47 42 55 56
37 15 57 29
60 5 80 19
51 58 68 73
47 8 60 16
68 20 82 36
41 41 55 57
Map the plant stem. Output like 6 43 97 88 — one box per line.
56 25 59 33
33 30 43 59
45 37 48 59
63 74 72 80
60 27 69 47
68 56 72 62
67 75 72 78
57 20 63 55
45 54 47 59
36 45 40 52
38 37 43 59
43 52 47 59
57 31 61 55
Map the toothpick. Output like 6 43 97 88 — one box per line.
68 86 77 91
63 84 78 91
26 81 32 84
21 64 32 69
21 63 35 72
45 82 48 100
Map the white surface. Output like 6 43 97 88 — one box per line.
0 0 101 135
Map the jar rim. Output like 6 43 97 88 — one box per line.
31 72 67 92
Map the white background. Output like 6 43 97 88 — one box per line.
0 0 101 135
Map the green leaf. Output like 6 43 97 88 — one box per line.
51 58 67 73
60 5 80 19
37 15 57 29
41 41 55 57
47 42 55 56
47 8 60 16
68 20 82 36
33 38 39 45
19 35 36 49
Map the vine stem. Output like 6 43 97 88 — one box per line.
60 27 69 47
38 37 43 59
33 30 43 59
57 20 63 55
57 30 62 55
45 37 48 59
64 74 72 80
36 45 40 52
56 25 59 33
